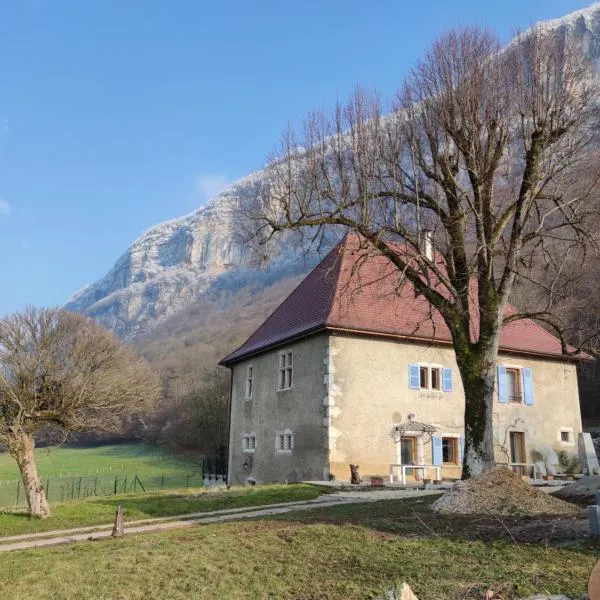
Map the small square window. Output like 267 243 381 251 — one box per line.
276 430 293 453
242 433 256 452
560 431 570 443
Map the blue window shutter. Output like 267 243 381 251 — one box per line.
497 365 508 403
459 436 465 464
442 368 453 392
522 368 534 405
408 364 420 389
432 435 443 466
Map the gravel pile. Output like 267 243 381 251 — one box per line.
431 467 582 516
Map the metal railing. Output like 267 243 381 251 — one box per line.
388 464 442 485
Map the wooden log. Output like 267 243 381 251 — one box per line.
111 504 124 538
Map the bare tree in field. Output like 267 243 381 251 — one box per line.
0 307 161 517
248 26 600 478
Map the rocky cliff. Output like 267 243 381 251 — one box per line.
64 170 322 339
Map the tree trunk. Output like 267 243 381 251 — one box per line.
457 350 497 479
8 430 51 518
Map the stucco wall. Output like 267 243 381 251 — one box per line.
327 333 583 480
227 333 329 485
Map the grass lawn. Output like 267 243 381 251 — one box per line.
0 444 212 508
0 444 200 480
0 495 595 600
0 484 328 537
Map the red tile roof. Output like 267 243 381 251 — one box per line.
220 234 582 365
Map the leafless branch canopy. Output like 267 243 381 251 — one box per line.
247 26 600 356
0 306 161 446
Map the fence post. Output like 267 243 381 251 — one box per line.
114 475 118 495
123 475 127 494
135 475 145 493
78 477 82 499
16 480 20 506
71 476 75 501
45 478 50 502
133 474 137 493
161 473 164 490
94 477 98 496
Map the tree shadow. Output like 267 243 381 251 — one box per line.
263 495 598 553
0 509 34 520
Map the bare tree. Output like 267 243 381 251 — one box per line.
248 26 600 478
0 307 161 517
151 368 229 454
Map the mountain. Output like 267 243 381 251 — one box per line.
538 3 600 63
64 172 322 340
65 3 600 345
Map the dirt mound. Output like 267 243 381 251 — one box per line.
551 475 600 507
431 467 582 516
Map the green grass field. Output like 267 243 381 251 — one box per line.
0 495 595 600
0 444 200 480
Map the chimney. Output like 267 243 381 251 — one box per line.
423 230 433 260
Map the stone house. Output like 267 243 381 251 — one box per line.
220 235 584 484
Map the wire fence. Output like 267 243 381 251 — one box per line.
0 456 227 509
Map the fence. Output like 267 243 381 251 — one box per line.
0 455 227 509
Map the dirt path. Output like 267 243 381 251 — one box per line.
0 489 441 553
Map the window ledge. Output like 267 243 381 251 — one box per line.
242 449 255 454
277 387 293 393
276 450 293 455
418 390 445 399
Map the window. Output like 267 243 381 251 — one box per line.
431 368 441 391
442 437 459 464
276 430 293 453
245 366 253 399
242 433 256 452
497 365 534 405
559 429 574 445
413 365 446 391
509 431 527 476
419 366 428 389
432 434 463 466
278 351 293 390
506 368 522 403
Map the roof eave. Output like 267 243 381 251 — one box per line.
218 325 328 367
326 325 591 363
219 323 592 367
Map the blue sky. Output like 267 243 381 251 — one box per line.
0 0 590 316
